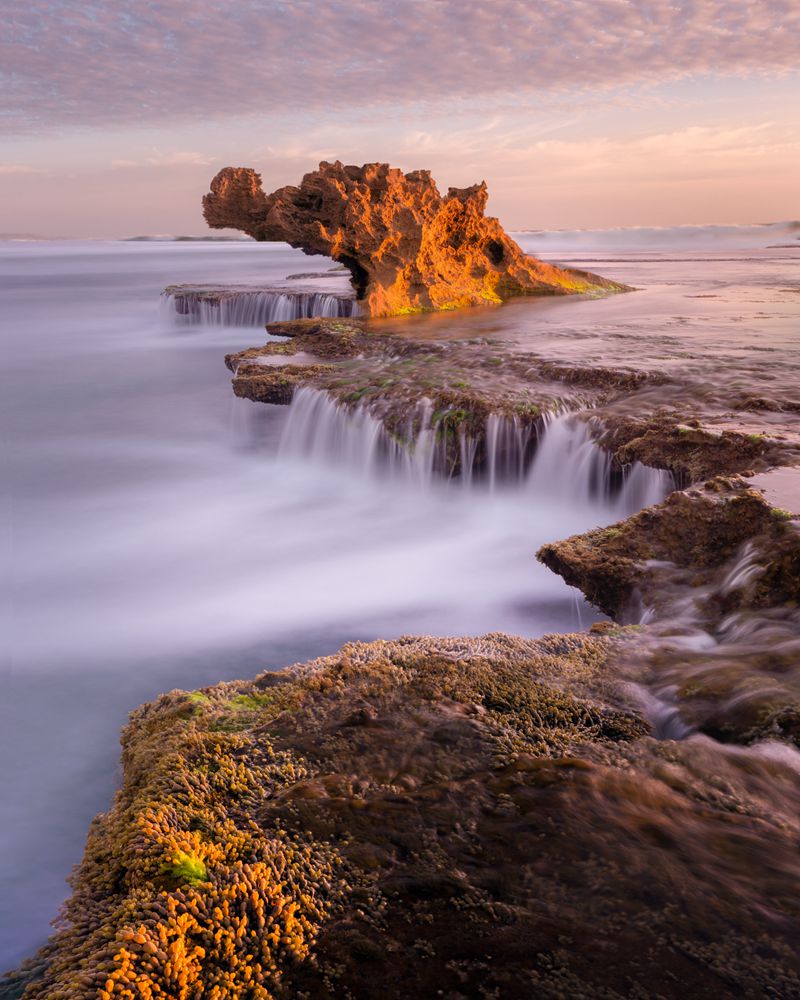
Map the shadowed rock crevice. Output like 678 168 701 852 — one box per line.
203 162 627 316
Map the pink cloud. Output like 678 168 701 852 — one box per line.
2 1 799 132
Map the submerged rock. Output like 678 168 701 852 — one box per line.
203 161 627 317
7 633 800 999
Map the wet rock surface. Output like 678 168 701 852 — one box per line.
6 634 800 1000
226 315 800 483
540 475 800 749
538 477 800 621
203 162 626 316
225 306 800 771
228 321 588 426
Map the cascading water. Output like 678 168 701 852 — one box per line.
163 288 360 326
485 414 535 490
278 387 672 514
278 388 441 485
277 387 387 476
527 412 672 512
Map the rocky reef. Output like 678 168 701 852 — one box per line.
7 245 800 999
224 316 799 483
203 162 626 316
539 475 800 748
539 476 800 622
7 632 800 999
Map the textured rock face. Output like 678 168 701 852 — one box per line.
203 161 626 317
9 633 800 999
538 477 800 622
538 477 800 747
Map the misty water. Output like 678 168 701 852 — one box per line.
2 229 798 969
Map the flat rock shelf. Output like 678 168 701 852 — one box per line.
163 284 360 326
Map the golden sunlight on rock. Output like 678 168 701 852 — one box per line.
203 161 627 317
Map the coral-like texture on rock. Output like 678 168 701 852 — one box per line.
203 162 625 316
8 633 800 998
11 689 347 1000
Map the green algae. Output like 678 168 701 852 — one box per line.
162 850 207 887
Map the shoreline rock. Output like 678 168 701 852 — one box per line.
8 271 800 996
203 162 628 317
538 476 800 620
225 316 800 484
538 475 800 746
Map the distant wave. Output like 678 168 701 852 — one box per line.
513 220 800 252
124 235 254 242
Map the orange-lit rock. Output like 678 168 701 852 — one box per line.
203 161 627 317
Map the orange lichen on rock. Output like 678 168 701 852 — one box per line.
203 161 626 317
14 690 347 1000
8 633 800 998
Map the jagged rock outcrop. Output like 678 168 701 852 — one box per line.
203 162 626 317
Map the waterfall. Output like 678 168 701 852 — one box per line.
485 414 535 491
278 390 443 485
527 412 613 502
526 413 673 515
276 388 672 509
163 288 360 326
277 387 385 475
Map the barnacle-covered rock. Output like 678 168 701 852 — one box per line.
11 690 347 1000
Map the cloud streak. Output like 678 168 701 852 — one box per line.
0 163 44 174
111 150 214 168
2 0 799 133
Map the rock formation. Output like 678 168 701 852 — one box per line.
203 162 626 317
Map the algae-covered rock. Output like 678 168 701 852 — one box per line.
539 476 800 749
598 415 788 483
8 634 800 999
231 361 335 405
538 477 800 621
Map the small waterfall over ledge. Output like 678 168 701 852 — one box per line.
163 287 360 326
530 412 671 511
277 387 672 512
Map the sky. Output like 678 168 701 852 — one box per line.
1 0 799 237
